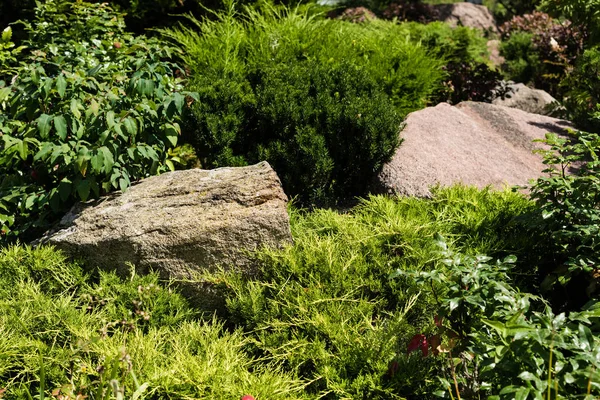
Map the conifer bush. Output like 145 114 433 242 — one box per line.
165 6 494 205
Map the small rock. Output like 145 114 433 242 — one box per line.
493 83 560 116
432 2 498 34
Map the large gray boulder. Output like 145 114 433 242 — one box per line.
375 101 573 197
493 83 559 116
432 2 498 33
40 162 292 285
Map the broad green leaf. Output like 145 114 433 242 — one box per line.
173 92 185 114
89 98 99 116
165 159 175 171
15 140 27 160
165 124 178 147
2 27 12 42
77 179 91 202
114 123 124 138
56 75 67 98
138 79 155 96
482 319 507 337
34 142 54 161
54 115 67 140
448 298 459 312
123 118 137 136
106 110 115 128
90 152 105 174
0 87 11 102
119 176 130 192
70 98 82 119
58 179 72 202
37 114 53 139
99 146 114 173
514 387 530 400
25 195 36 210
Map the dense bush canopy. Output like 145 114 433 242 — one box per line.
0 0 195 241
164 7 491 204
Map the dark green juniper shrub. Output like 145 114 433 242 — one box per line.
0 0 196 241
165 6 494 205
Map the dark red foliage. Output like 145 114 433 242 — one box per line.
407 333 428 357
382 1 440 23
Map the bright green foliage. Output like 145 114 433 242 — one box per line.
0 244 311 399
0 27 26 82
396 237 600 399
523 131 600 305
164 6 490 205
0 0 196 241
218 186 532 398
500 32 539 87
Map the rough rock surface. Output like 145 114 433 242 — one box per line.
40 161 292 283
493 83 559 116
432 2 498 33
375 102 573 197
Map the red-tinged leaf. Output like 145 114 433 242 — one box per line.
407 334 428 356
435 315 443 327
241 396 255 400
430 334 442 356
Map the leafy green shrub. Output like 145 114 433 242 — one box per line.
0 27 25 83
561 47 600 132
395 238 600 399
0 0 195 241
522 130 600 308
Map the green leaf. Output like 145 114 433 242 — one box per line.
90 152 105 174
70 98 82 119
165 159 175 171
25 195 36 210
56 75 67 98
165 124 178 147
77 179 91 202
2 27 12 43
99 146 114 173
54 115 67 140
123 118 137 136
0 87 11 102
34 143 54 161
173 92 185 114
449 298 459 312
138 79 155 97
37 114 53 139
58 179 72 202
106 111 115 128
119 176 129 192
